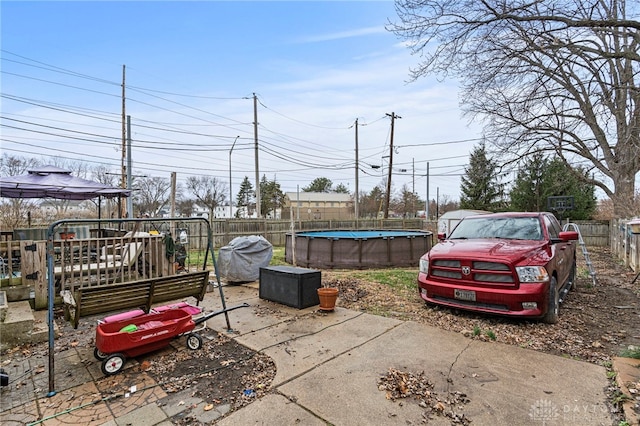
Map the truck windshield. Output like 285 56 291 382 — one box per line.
448 217 543 240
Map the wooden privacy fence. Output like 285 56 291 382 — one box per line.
570 220 610 247
194 218 426 249
221 218 427 246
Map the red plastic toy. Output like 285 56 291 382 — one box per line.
95 308 200 375
94 301 250 375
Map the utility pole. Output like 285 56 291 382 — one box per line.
126 115 133 218
412 158 415 217
120 65 126 218
170 172 176 238
384 112 401 219
354 118 359 223
426 162 430 221
170 172 176 217
412 158 415 195
253 93 261 218
229 136 239 219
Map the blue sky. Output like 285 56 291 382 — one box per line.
1 1 483 205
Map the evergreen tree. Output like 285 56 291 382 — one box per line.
303 177 333 192
459 144 504 211
359 186 385 218
542 158 596 220
509 154 596 219
510 152 547 212
334 183 349 194
260 175 285 218
235 176 255 218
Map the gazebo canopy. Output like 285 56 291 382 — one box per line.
0 166 131 200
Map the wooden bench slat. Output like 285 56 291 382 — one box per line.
65 270 210 328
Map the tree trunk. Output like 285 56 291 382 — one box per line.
611 171 638 219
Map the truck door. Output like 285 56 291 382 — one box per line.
544 214 573 285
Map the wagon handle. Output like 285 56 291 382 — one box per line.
194 303 250 325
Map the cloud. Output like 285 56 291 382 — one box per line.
295 26 387 44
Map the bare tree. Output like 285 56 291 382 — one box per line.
0 154 40 228
437 194 459 216
89 164 120 218
1 153 39 176
393 183 423 217
176 198 196 217
390 0 639 217
90 164 119 186
185 176 227 219
133 176 170 217
36 158 92 216
45 157 90 178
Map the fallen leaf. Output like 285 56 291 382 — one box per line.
204 403 214 411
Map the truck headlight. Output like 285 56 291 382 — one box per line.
419 258 429 275
516 266 549 283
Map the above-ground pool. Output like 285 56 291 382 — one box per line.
285 230 433 269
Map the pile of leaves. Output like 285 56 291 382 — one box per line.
378 367 471 425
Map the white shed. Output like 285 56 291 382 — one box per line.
438 209 491 236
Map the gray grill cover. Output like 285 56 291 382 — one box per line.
219 235 273 282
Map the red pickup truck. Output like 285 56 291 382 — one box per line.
418 212 579 323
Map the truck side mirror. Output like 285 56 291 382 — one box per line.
558 231 579 241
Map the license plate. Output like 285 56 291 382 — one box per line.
454 289 476 302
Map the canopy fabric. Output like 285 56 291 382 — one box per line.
0 166 131 200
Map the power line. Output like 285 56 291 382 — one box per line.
256 96 351 130
2 94 253 141
1 51 472 197
2 70 120 98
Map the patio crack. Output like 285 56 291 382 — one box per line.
445 340 472 392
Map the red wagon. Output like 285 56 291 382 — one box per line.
94 302 250 375
95 308 200 375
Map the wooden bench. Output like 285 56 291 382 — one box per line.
61 270 210 328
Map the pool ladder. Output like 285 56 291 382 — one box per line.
563 223 597 286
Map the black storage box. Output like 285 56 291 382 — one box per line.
259 266 321 309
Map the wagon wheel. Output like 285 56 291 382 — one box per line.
186 333 202 350
101 353 126 375
94 347 109 361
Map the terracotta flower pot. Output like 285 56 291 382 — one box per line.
317 287 339 311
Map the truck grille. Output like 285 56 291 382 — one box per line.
432 269 462 279
431 259 515 285
473 261 509 271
